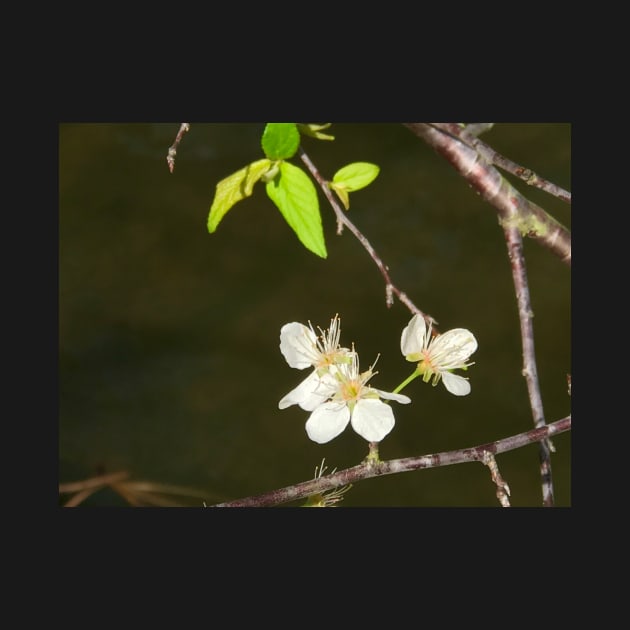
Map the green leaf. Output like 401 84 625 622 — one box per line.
265 162 327 258
207 159 271 233
329 182 350 210
297 123 335 141
332 162 380 191
261 123 300 160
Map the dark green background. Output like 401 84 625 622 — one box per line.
59 123 571 507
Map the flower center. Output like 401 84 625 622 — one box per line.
417 350 440 384
315 348 347 369
340 379 361 402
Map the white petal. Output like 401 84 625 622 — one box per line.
278 370 336 410
373 389 412 404
441 371 471 396
400 313 427 358
351 399 396 442
279 322 318 369
430 329 477 367
305 402 350 444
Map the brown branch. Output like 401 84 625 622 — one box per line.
403 123 571 266
166 123 190 173
208 415 570 507
481 451 511 507
298 146 438 327
402 123 566 504
431 123 571 204
420 124 561 503
63 487 101 507
59 471 129 493
503 221 555 505
59 471 215 507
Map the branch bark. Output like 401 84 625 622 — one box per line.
403 123 571 266
431 123 571 203
209 415 571 507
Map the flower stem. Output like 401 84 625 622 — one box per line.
365 441 380 466
392 369 420 394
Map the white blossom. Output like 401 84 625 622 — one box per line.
304 352 411 444
278 315 353 411
401 313 477 396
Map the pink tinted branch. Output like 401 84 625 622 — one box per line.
403 123 571 266
427 123 559 503
432 123 571 204
209 416 571 507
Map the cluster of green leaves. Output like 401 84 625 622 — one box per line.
207 123 379 258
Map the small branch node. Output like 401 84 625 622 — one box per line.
336 216 344 235
166 123 190 173
385 284 394 308
481 451 511 507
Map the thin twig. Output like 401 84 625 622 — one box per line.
503 221 555 505
111 483 188 507
209 415 570 507
166 123 190 173
110 481 143 506
483 147 571 204
298 147 438 327
63 487 102 507
123 481 211 500
59 471 129 493
431 123 571 204
482 451 511 507
403 124 571 266
60 471 216 507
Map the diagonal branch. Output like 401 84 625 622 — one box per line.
299 146 438 327
431 123 571 204
403 123 571 266
209 415 571 507
166 123 190 173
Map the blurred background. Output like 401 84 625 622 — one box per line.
59 123 571 507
